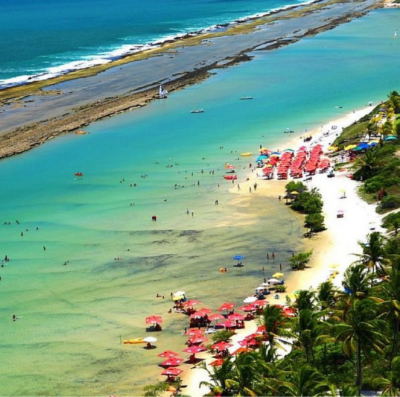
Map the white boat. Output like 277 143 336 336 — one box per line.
394 29 398 39
190 108 204 114
159 85 168 99
240 96 253 100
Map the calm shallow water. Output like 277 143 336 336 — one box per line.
0 8 399 396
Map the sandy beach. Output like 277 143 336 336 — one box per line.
178 105 385 396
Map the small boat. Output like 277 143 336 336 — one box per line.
123 338 145 344
191 108 204 114
284 128 294 133
394 29 398 39
75 130 87 135
224 174 237 180
240 152 253 156
74 172 83 177
240 96 253 100
159 84 168 99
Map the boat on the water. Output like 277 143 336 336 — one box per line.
74 172 83 177
224 174 237 180
75 130 87 135
240 152 253 156
159 85 168 99
240 96 253 100
191 109 204 113
284 128 294 133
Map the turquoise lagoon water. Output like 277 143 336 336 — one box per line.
0 8 400 396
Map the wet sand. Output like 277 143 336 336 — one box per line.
0 0 381 160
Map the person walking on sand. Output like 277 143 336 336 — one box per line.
279 263 282 271
266 253 269 260
272 252 275 259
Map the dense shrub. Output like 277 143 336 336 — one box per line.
377 195 400 212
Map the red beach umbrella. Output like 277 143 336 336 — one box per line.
158 350 180 358
183 345 206 354
188 336 207 345
182 299 201 307
254 300 268 307
208 313 225 321
161 367 184 376
184 328 204 336
145 315 162 324
197 307 212 314
209 358 225 366
231 347 251 356
239 304 256 312
227 313 245 321
218 320 236 328
218 302 235 311
159 357 184 367
211 341 233 351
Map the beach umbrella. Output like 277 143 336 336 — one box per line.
145 315 162 325
218 320 236 328
208 313 224 321
385 135 398 141
209 358 225 366
233 255 244 260
239 304 256 312
172 295 184 301
183 345 206 354
328 146 338 151
254 300 268 307
329 264 339 269
159 357 184 367
272 272 284 278
345 144 357 150
211 341 233 351
182 299 201 307
218 302 235 311
283 307 296 317
268 278 280 284
227 313 245 321
190 312 206 319
290 191 299 195
173 291 185 296
231 347 251 356
368 142 378 147
184 328 204 336
238 338 260 347
143 336 157 348
161 367 183 377
158 350 180 358
197 307 212 314
188 336 207 345
243 296 257 303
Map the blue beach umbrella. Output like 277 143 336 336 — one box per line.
233 255 244 260
385 135 398 141
256 155 268 162
368 142 378 147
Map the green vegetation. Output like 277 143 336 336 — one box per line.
285 182 326 236
193 230 400 396
212 330 235 343
331 91 400 216
288 250 313 270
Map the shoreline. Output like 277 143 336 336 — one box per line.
179 105 385 395
0 0 382 161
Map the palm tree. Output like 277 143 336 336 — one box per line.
276 364 336 396
334 298 389 391
317 281 336 312
379 257 400 363
372 356 400 396
341 264 372 301
354 231 388 276
290 308 324 364
225 352 260 396
353 147 382 178
199 357 235 396
260 305 293 351
293 289 316 312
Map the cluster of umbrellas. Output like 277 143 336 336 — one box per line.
330 136 397 153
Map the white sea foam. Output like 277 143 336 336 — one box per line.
0 0 317 90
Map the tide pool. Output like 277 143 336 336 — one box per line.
0 8 399 396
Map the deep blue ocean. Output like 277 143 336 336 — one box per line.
0 0 306 87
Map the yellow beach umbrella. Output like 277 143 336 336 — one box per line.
328 146 338 151
345 144 357 150
329 264 339 269
291 191 299 195
272 272 284 278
